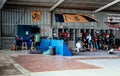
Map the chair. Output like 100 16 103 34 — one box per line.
22 42 27 50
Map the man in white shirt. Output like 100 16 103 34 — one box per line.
86 33 93 49
76 40 82 52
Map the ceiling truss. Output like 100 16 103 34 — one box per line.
1 0 120 13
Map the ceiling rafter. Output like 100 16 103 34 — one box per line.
6 1 53 6
63 0 111 4
3 0 120 12
50 0 64 11
93 0 120 13
0 0 7 9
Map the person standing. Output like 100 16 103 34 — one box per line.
34 32 40 49
86 33 93 51
93 32 99 50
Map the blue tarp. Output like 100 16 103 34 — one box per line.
37 39 72 56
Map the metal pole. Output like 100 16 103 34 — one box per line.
0 10 1 49
50 11 53 39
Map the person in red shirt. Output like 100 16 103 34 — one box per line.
93 32 98 50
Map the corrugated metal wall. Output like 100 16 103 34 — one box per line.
1 7 52 49
1 7 116 49
1 7 51 37
52 9 116 30
1 7 115 37
52 9 99 29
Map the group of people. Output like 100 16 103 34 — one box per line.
11 32 41 50
75 32 115 53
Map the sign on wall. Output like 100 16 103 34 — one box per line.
31 12 41 22
105 14 120 28
108 14 120 22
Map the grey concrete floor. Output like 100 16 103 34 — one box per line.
0 50 27 76
1 50 120 76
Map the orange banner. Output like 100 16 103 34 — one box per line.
31 12 41 22
63 14 89 22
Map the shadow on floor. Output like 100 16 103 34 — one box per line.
0 63 22 75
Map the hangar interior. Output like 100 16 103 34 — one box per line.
0 0 120 52
1 0 120 76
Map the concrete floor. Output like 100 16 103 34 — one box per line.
0 50 120 76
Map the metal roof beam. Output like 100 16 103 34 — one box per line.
93 0 120 13
0 0 7 9
50 0 64 11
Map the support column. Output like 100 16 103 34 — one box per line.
0 10 1 49
49 11 53 38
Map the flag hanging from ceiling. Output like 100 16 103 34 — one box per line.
31 12 41 22
55 13 98 22
63 14 88 22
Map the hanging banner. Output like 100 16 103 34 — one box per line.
31 12 41 22
63 14 88 22
63 14 98 22
105 22 120 28
54 13 98 22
